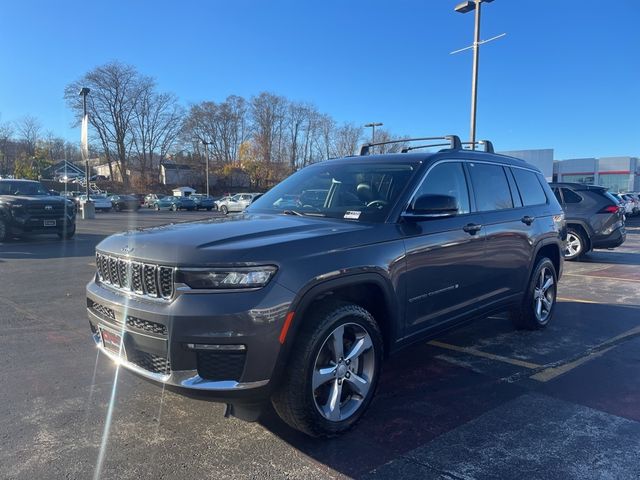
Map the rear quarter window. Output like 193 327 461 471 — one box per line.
512 169 547 206
561 188 582 203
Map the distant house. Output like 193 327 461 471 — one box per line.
161 162 197 185
172 186 196 197
42 160 85 180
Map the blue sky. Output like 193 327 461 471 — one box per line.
0 0 638 159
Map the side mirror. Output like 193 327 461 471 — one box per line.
404 194 458 219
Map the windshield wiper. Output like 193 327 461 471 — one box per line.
282 209 325 217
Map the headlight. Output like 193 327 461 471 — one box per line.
176 266 277 289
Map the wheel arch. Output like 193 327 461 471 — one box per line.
282 273 401 362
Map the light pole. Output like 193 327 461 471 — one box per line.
201 141 211 196
454 0 495 150
364 122 383 154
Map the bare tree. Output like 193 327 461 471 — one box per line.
250 92 287 163
0 121 14 175
333 123 363 158
16 116 42 156
65 62 149 186
131 89 184 184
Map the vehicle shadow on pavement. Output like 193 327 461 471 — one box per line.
0 233 104 259
580 251 640 266
259 301 640 479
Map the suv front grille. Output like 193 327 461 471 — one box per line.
27 204 65 217
196 351 246 381
96 252 174 300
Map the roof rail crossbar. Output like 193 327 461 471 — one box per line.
400 143 451 153
460 140 494 153
359 135 462 155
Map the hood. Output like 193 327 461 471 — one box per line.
96 213 377 266
0 195 71 205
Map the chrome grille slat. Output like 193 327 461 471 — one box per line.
95 253 174 300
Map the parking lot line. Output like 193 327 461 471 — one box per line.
562 272 640 283
427 340 542 369
557 297 601 304
529 325 640 383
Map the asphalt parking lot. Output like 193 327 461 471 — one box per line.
1 210 639 479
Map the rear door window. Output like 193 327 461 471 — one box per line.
512 168 547 206
467 163 513 211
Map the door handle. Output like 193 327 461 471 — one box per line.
521 215 535 226
463 223 482 235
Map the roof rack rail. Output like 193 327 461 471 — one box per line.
460 140 494 153
359 135 462 156
401 143 451 153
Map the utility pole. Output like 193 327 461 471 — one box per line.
202 141 211 196
79 87 95 219
364 122 383 154
453 0 503 149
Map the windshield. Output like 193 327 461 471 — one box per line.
248 161 417 222
0 180 49 196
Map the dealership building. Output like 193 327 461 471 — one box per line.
553 156 639 193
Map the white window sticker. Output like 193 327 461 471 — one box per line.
344 210 361 220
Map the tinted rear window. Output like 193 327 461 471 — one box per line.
512 169 547 206
560 188 582 203
467 163 513 211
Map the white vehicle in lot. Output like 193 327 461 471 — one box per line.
79 194 112 212
612 193 633 217
217 193 261 214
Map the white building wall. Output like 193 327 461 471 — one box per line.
498 149 554 180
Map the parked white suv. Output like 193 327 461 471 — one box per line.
217 193 261 214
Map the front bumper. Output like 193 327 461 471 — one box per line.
87 278 294 398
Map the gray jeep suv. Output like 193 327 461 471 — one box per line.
87 135 565 437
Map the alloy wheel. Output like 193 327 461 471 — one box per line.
564 232 582 258
533 266 555 323
312 322 375 422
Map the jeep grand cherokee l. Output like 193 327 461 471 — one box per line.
0 179 77 241
87 135 565 437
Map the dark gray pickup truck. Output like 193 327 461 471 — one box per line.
0 179 76 241
87 135 565 437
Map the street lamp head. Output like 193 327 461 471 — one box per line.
455 0 494 13
364 122 383 128
79 87 90 96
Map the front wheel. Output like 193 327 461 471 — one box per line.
272 302 382 437
220 205 228 215
57 224 76 240
0 219 8 242
510 257 557 330
154 204 160 211
171 204 177 212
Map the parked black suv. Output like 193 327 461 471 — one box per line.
550 182 626 260
0 179 77 242
87 136 565 436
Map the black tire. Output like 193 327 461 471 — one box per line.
206 207 212 211
114 204 121 212
510 257 557 330
0 218 8 242
57 223 76 240
564 227 587 261
271 301 383 437
220 205 228 215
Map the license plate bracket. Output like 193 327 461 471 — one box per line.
100 326 125 357
44 219 56 227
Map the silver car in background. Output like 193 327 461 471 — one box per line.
217 193 261 214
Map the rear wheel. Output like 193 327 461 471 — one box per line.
154 204 160 211
206 207 212 211
114 204 121 212
220 205 228 215
171 204 177 212
272 302 382 437
564 228 586 260
511 257 557 330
